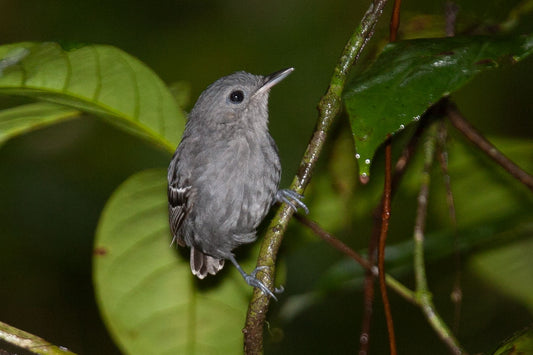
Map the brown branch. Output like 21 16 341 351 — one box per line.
293 213 417 303
243 1 389 353
389 0 402 42
392 115 430 191
445 1 459 37
442 2 463 334
436 122 463 333
379 138 397 355
360 1 403 353
293 213 370 269
445 100 533 191
379 4 402 351
359 109 428 354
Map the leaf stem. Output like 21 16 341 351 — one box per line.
389 0 402 42
359 102 430 354
413 124 467 355
378 1 403 352
445 99 533 192
379 137 397 355
293 213 417 304
361 1 403 352
242 1 389 353
436 121 463 333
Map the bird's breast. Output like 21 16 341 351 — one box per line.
208 132 280 228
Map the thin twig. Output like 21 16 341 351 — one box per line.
442 2 463 334
293 213 370 269
389 0 402 41
413 124 467 355
293 213 417 303
436 122 463 334
392 119 428 191
243 1 389 353
445 100 533 191
378 138 397 355
413 132 433 295
379 2 402 352
445 1 459 37
359 235 377 354
359 105 429 354
0 321 77 355
360 1 403 352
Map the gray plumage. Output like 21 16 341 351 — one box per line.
167 68 307 299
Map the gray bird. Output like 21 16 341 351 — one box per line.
167 68 308 299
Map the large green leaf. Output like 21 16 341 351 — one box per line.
0 102 80 146
344 34 533 177
0 42 185 151
94 169 256 355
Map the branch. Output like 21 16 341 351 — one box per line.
293 213 417 304
389 0 402 41
294 213 369 268
243 1 389 353
0 321 76 355
445 1 459 37
361 1 402 352
359 104 429 353
378 138 397 355
442 3 463 333
413 124 467 355
436 121 463 333
445 100 533 191
378 1 402 352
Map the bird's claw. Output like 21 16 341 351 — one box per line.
276 189 309 214
245 266 284 301
249 265 269 278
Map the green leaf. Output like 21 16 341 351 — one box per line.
0 42 185 152
492 327 533 355
94 169 254 355
0 102 80 146
344 34 533 177
471 237 533 314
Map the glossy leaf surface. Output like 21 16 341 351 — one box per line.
344 35 533 177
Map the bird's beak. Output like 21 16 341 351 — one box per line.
254 67 294 97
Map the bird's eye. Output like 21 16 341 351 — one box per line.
229 90 244 103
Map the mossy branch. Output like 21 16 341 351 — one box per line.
0 321 77 355
242 1 389 353
412 124 467 355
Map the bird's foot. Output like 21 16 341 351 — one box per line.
228 256 283 301
276 189 309 214
245 266 283 301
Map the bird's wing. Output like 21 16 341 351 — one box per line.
167 149 193 247
167 183 191 247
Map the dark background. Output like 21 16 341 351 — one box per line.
1 0 532 354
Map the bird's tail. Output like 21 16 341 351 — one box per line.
190 247 225 279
